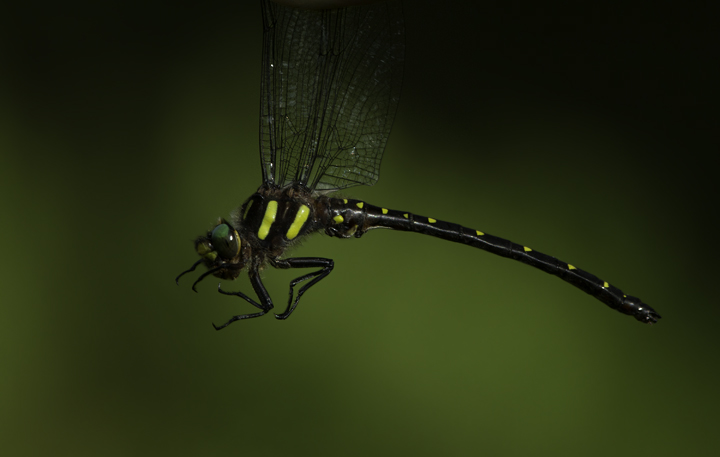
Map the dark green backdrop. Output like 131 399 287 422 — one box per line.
2 1 718 456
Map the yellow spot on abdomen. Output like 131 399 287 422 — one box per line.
603 281 609 288
428 218 436 223
568 264 576 270
343 199 348 204
476 230 484 236
523 246 532 252
333 214 344 223
403 213 409 219
286 205 310 240
356 202 364 209
382 208 388 214
258 201 278 240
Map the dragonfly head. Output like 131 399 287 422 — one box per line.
194 218 247 279
176 219 249 290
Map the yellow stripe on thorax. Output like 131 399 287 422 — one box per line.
286 205 310 240
258 200 278 240
243 199 253 220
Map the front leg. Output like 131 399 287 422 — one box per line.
270 257 335 320
214 268 274 330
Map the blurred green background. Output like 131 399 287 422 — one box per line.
2 1 718 456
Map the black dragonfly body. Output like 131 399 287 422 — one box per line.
177 0 660 329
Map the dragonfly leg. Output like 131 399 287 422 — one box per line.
271 257 334 320
214 269 274 330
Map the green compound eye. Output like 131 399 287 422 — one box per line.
211 224 240 259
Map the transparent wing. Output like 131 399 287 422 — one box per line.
259 0 404 192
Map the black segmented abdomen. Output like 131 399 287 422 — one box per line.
320 196 660 324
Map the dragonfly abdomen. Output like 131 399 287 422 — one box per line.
321 197 660 324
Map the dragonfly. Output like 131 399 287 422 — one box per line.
176 0 660 329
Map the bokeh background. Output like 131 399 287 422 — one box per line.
2 1 718 455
